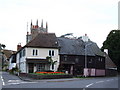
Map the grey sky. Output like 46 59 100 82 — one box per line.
0 0 119 51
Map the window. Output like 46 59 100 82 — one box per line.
89 59 92 63
52 50 54 56
33 49 35 56
98 58 101 61
36 50 38 55
37 64 45 71
23 49 25 56
32 49 38 56
64 55 67 61
49 50 51 56
101 58 102 62
19 52 22 59
75 58 79 63
49 50 54 56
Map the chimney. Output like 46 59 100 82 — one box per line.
17 43 22 51
104 49 108 54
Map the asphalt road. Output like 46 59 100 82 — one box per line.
1 72 119 89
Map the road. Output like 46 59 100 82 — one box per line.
1 72 119 89
0 71 2 90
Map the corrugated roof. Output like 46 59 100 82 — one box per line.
26 33 58 48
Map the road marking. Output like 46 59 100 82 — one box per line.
96 81 104 83
5 81 37 86
8 80 21 82
1 76 5 86
20 82 37 84
106 80 110 81
106 79 116 82
85 83 94 88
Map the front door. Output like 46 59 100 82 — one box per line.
28 63 34 73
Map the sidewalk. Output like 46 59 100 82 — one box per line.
18 74 119 82
18 75 80 82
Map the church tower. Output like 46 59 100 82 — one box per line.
26 19 48 43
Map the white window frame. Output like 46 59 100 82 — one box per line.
32 49 38 56
49 50 55 56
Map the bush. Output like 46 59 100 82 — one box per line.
9 66 21 75
34 71 66 75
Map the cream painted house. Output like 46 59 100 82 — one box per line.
16 33 59 73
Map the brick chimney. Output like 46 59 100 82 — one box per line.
17 43 22 51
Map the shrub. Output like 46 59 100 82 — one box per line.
34 72 65 75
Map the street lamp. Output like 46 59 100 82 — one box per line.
84 43 92 77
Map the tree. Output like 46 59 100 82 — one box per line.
0 43 6 49
0 43 6 70
101 30 120 72
46 56 57 70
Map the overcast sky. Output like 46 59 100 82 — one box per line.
0 0 119 51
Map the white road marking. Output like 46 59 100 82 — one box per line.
85 78 117 88
5 79 38 86
96 81 104 83
20 82 38 84
8 80 21 82
85 83 94 88
106 80 110 81
106 79 116 82
1 76 5 86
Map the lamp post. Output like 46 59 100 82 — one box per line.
84 43 92 77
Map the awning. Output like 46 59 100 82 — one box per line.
26 58 49 63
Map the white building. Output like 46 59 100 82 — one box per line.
16 33 59 73
9 54 16 70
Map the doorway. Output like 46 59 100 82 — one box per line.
28 63 34 73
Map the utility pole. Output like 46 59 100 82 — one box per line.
84 43 92 77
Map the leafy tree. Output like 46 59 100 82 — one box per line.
101 30 120 72
46 56 57 70
0 43 6 49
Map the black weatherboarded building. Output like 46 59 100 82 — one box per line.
58 37 105 76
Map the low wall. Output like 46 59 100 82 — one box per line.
19 73 73 79
106 69 118 76
96 69 105 76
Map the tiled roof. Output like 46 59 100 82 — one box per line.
58 37 85 55
58 37 104 57
104 53 117 68
2 49 16 59
26 33 58 48
85 41 104 56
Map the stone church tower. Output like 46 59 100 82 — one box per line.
26 19 48 43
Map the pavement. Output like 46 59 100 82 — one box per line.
18 75 81 82
2 72 118 88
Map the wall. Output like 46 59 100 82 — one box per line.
16 47 60 73
16 48 26 73
96 69 105 76
9 55 16 70
106 69 118 76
